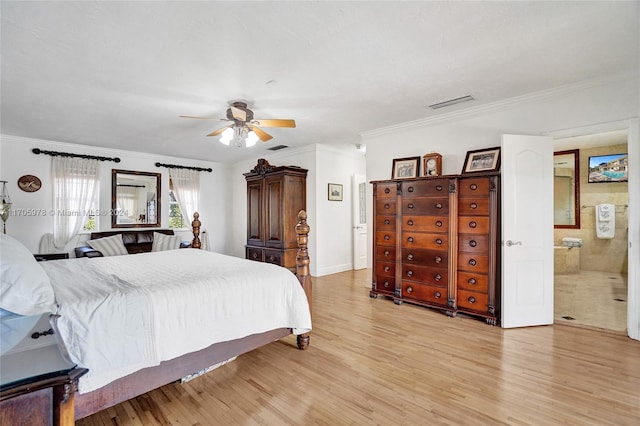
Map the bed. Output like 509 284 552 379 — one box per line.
0 210 312 422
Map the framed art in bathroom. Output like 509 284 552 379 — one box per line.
588 153 628 183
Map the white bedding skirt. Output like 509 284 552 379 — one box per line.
40 249 312 393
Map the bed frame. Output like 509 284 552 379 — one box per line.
72 210 312 420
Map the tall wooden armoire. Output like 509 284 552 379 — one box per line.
244 159 307 270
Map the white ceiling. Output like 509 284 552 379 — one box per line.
2 1 638 164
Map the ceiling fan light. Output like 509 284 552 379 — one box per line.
219 127 234 145
245 131 259 147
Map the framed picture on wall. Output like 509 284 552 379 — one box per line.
392 157 420 179
461 147 501 174
588 153 628 183
328 183 343 201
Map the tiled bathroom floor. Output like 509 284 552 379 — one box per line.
554 271 627 332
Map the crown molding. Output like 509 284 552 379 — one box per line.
361 71 638 139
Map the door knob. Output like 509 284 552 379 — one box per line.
505 240 522 247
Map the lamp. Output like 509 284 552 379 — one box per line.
219 126 259 148
0 181 12 234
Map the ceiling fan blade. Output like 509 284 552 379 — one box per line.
206 125 232 137
230 106 247 121
251 119 296 128
250 126 273 142
180 115 229 121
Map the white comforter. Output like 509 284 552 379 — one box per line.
40 249 312 393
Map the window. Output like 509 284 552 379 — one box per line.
168 190 185 229
83 197 99 231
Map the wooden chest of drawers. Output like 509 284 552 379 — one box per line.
371 173 500 325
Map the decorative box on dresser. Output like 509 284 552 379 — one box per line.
244 159 307 270
370 172 501 325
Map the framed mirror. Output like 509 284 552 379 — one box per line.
112 169 161 228
554 149 580 229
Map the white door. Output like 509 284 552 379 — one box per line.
501 134 554 328
352 174 368 270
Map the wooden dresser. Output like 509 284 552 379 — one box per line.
371 173 500 325
244 159 307 270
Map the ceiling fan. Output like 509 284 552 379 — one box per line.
180 101 295 146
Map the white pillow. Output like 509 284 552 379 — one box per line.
151 232 182 252
0 234 57 316
87 234 128 256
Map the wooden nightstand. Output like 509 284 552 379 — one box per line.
34 253 70 262
1 344 87 426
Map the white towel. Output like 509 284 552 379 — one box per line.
595 204 615 239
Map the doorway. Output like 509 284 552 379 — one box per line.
552 129 629 332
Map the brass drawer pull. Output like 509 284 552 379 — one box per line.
435 203 443 209
384 281 390 288
436 185 443 191
268 255 275 262
470 184 478 190
435 291 441 299
407 253 414 261
384 250 390 256
435 220 443 227
434 274 442 281
468 296 476 304
384 203 390 209
408 187 414 193
435 238 443 245
408 237 414 243
470 202 478 209
384 188 390 194
406 270 413 278
407 286 413 294
384 266 390 272
434 256 442 264
469 221 477 228
384 234 391 241
468 278 477 285
252 252 259 259
469 259 477 266
407 219 414 226
407 203 414 209
384 219 391 225
469 240 478 248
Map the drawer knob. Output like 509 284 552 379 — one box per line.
436 185 443 191
407 253 414 261
384 234 390 241
384 188 390 194
406 270 413 277
407 219 414 226
407 286 413 293
468 278 477 285
469 259 477 266
434 273 442 281
384 203 390 209
252 253 258 259
408 237 414 243
470 184 478 190
408 187 414 193
469 240 478 248
469 221 477 228
434 256 442 264
435 220 443 227
435 238 443 245
407 203 414 209
468 296 476 304
384 250 390 256
384 266 390 272
435 203 443 209
384 219 391 225
435 291 442 299
384 281 390 288
470 202 478 209
269 255 275 262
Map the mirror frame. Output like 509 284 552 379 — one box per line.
554 149 580 229
112 169 161 228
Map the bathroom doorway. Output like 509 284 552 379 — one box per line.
553 129 629 333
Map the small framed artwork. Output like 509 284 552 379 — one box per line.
462 147 501 174
328 183 343 201
423 152 442 177
392 157 420 179
588 153 628 183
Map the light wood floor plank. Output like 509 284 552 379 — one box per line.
77 269 640 426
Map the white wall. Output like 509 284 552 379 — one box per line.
0 135 228 255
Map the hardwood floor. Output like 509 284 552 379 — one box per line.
78 269 640 426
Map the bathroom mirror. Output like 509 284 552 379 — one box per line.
554 149 580 229
112 169 161 228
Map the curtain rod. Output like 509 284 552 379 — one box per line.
32 148 121 163
581 204 628 208
155 162 212 173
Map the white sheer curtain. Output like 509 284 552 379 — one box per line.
52 157 100 249
169 168 200 226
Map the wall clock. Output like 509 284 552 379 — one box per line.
18 175 42 192
423 153 442 177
